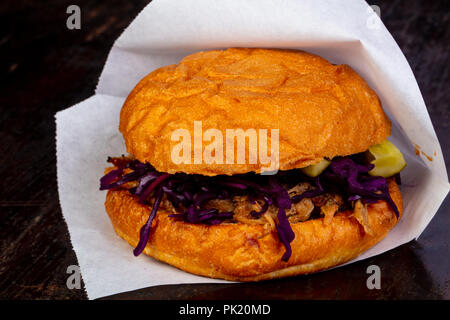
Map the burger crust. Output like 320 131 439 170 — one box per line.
105 180 402 281
119 48 391 176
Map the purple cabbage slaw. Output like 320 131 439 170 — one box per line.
100 155 399 262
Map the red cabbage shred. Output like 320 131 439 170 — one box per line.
100 155 399 262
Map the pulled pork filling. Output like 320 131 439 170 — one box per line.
100 155 399 262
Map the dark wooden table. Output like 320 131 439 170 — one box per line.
0 0 448 300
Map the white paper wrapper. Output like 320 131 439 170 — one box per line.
56 0 449 299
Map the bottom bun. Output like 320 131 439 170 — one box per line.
105 180 403 281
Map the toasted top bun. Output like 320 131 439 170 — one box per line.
120 48 391 176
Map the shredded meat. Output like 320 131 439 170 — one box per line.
160 196 178 214
287 198 314 223
205 199 235 212
352 200 373 235
288 182 312 197
232 196 267 225
312 193 343 207
321 199 340 225
112 168 349 227
262 212 276 230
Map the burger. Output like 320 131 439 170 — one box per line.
99 48 405 281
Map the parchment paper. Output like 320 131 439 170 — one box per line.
56 0 449 299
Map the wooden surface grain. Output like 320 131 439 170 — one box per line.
0 0 448 300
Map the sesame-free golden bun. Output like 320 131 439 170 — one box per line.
119 48 391 176
105 179 402 281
